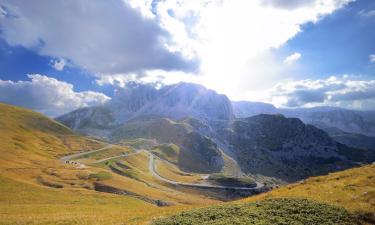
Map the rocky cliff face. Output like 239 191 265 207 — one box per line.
219 114 374 182
56 106 116 137
57 82 234 133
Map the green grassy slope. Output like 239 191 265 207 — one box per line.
242 164 375 224
153 198 357 225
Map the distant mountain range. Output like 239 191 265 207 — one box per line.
232 101 375 150
56 82 375 182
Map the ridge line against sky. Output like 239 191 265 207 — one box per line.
0 0 374 116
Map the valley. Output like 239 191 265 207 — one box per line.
1 1 374 224
1 81 374 225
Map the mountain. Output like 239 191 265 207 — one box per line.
57 82 233 135
113 82 234 121
317 124 375 150
233 101 375 139
56 83 375 182
218 114 375 182
232 101 277 117
281 107 375 138
110 116 224 173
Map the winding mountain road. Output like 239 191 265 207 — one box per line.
60 145 114 162
61 146 265 191
148 153 265 190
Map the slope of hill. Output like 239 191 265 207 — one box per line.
153 164 374 225
153 198 357 225
110 116 224 173
220 114 375 182
242 164 375 224
0 103 222 225
0 103 105 169
321 125 375 150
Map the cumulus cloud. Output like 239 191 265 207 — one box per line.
0 0 355 101
369 54 375 63
0 74 110 117
151 0 354 98
284 52 302 64
50 58 66 71
269 76 375 110
0 0 196 74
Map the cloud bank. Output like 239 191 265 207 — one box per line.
0 0 197 74
270 76 375 110
0 74 110 117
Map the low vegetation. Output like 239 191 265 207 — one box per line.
242 164 375 224
88 171 113 181
151 143 180 164
152 198 357 225
208 174 257 188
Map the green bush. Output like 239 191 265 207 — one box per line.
208 174 257 188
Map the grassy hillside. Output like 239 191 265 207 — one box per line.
0 103 105 170
111 117 224 173
0 103 219 225
0 175 194 225
241 164 375 224
155 158 204 184
151 164 374 225
152 198 356 225
151 143 180 164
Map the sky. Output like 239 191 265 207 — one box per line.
0 0 374 116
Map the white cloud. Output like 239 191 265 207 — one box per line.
268 75 375 110
369 54 375 63
50 58 66 71
0 74 110 117
0 0 195 74
284 52 302 64
0 0 354 102
96 70 199 88
153 0 354 99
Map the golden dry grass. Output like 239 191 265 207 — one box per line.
155 159 204 183
0 175 195 225
240 164 375 223
0 103 219 225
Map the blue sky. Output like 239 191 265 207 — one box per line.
276 0 375 78
0 0 374 116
